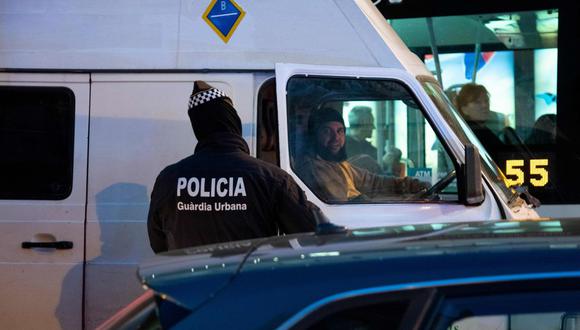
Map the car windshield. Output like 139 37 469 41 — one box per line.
419 77 517 204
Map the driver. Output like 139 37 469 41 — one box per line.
296 107 429 202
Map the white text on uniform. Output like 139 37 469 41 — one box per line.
177 177 247 197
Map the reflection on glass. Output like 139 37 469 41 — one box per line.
287 76 458 204
392 9 562 204
420 80 515 203
451 312 569 330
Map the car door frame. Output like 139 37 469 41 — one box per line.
275 63 501 228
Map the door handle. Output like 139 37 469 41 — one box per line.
21 241 73 249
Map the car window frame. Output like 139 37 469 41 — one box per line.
283 74 463 206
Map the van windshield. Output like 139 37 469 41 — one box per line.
419 77 516 204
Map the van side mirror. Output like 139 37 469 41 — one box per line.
460 144 484 205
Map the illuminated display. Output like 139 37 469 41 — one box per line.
505 158 549 187
421 45 563 203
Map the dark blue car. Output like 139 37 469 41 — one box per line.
99 219 580 330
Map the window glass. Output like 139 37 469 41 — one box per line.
0 86 75 200
450 312 571 330
392 9 565 204
257 79 279 166
534 48 557 120
437 285 580 330
421 79 515 203
308 300 408 330
287 76 457 204
425 50 516 125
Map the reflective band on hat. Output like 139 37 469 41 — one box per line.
189 88 227 108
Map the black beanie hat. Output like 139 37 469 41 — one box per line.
307 107 347 161
187 80 242 141
307 107 345 134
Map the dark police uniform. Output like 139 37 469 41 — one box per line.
147 81 316 253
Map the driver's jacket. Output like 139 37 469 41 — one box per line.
296 154 426 203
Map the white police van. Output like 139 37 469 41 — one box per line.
0 0 538 328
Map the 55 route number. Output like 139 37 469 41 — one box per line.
505 159 549 187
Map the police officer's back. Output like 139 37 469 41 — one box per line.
147 81 316 253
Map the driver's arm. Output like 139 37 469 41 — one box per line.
349 163 429 198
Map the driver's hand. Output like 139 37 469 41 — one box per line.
398 177 431 194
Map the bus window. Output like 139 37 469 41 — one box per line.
390 9 577 206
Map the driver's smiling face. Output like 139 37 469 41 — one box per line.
317 121 346 155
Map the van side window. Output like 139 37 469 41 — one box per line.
287 76 457 204
0 86 75 200
257 78 279 166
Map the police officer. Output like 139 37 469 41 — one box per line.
147 81 316 253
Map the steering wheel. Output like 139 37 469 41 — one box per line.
412 170 456 200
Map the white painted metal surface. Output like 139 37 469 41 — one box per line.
84 73 255 328
0 73 89 330
537 205 580 219
0 0 394 70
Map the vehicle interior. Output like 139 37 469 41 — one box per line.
258 75 460 205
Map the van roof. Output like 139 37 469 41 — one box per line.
0 0 430 76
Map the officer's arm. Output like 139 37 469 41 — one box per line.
147 207 167 253
275 175 317 234
147 177 169 253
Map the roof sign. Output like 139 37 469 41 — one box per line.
202 0 246 43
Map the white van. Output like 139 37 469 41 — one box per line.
0 0 538 329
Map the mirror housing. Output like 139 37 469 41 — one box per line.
460 144 484 205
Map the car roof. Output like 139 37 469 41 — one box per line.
139 218 580 327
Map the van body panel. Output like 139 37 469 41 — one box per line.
85 263 145 329
538 205 580 218
349 0 432 77
85 222 151 328
0 74 89 329
0 0 395 70
303 189 500 229
85 73 256 325
0 263 83 330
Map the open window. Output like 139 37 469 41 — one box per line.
257 78 279 166
277 65 458 205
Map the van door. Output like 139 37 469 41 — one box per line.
276 63 501 228
0 73 89 329
85 73 255 328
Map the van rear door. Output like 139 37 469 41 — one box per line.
275 63 500 228
0 73 89 329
